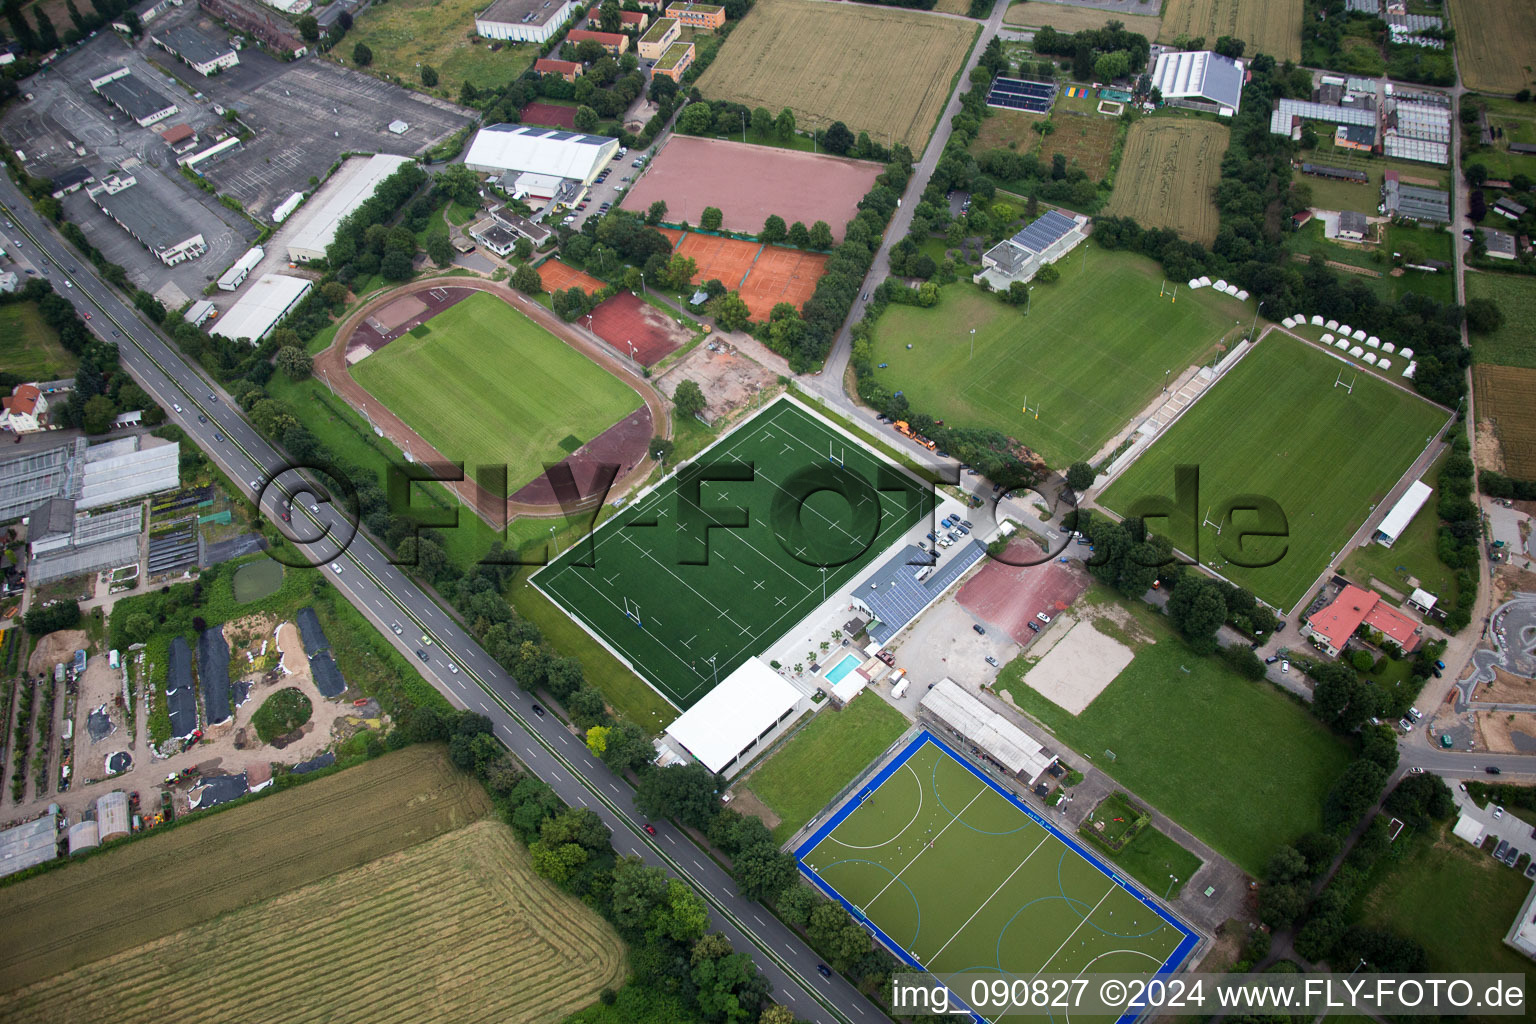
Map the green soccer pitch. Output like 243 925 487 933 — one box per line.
350 291 642 493
797 735 1196 1021
534 398 935 709
871 249 1249 466
1098 334 1450 611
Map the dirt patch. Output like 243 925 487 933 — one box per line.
1493 565 1536 603
26 629 88 677
723 786 781 833
655 339 780 423
1017 616 1135 714
72 656 131 790
1475 709 1536 754
1191 920 1248 972
1476 666 1536 704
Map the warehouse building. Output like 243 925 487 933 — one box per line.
665 1 723 28
1381 171 1449 223
158 122 199 153
1150 50 1244 116
27 499 144 585
285 153 415 262
638 16 678 59
89 68 179 127
1495 197 1529 222
1337 210 1369 241
919 678 1057 786
1480 225 1518 260
662 659 806 778
217 245 264 291
652 40 694 81
475 0 576 42
465 123 618 185
565 28 628 54
0 814 59 879
211 273 313 343
1373 479 1431 547
150 24 239 75
85 171 206 266
50 166 94 199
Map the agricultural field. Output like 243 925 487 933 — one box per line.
1099 334 1451 610
695 0 977 153
1353 819 1534 979
350 291 642 494
0 302 76 381
1448 0 1536 95
1105 119 1229 245
0 745 490 993
1468 271 1536 368
744 694 910 842
344 0 536 95
974 110 1123 182
0 817 624 1024
1158 0 1302 62
1002 1 1161 38
870 247 1249 466
1474 365 1536 479
999 591 1352 876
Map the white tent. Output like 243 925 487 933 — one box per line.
1198 276 1212 287
1188 277 1203 288
1350 345 1365 358
1214 279 1228 291
1378 357 1391 371
1365 337 1380 348
1236 289 1249 301
1336 339 1350 350
1352 328 1367 341
1327 319 1340 330
1322 332 1335 344
1403 361 1417 378
1283 316 1296 328
1382 342 1395 353
1311 315 1325 326
1400 347 1414 360
1364 352 1377 364
1338 323 1352 336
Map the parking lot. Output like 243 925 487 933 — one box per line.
1 31 260 303
570 147 652 229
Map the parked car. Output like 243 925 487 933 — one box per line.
972 624 986 635
1027 621 1040 632
1281 660 1290 674
1036 612 1051 624
985 655 1000 667
1494 805 1505 819
1407 707 1423 721
1265 655 1280 665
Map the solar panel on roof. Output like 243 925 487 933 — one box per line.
1012 209 1075 253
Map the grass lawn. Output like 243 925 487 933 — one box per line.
1099 334 1450 611
870 247 1249 466
509 567 675 734
0 302 77 380
351 291 642 495
345 0 536 95
1080 792 1203 899
1000 590 1354 876
1353 820 1534 984
746 695 910 842
1340 447 1458 607
1468 271 1536 369
1286 220 1454 304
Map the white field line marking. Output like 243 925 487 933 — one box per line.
927 833 1050 964
864 785 990 914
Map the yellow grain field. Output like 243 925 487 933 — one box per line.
1158 0 1302 62
0 744 491 992
1003 2 1161 39
1449 0 1536 95
1105 119 1228 245
696 0 977 153
1475 365 1536 478
0 821 627 1024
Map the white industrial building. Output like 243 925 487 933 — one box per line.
919 678 1057 786
464 124 618 185
86 171 206 266
150 24 239 76
257 0 310 12
272 191 304 223
1150 50 1244 116
662 660 806 778
978 209 1087 287
1373 480 1432 547
286 153 416 263
217 245 264 291
89 67 179 127
212 274 313 343
475 0 576 43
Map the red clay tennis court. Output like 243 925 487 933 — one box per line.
520 102 578 130
588 291 689 366
538 259 606 294
675 233 760 291
738 247 829 320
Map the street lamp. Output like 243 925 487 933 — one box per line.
1165 874 1177 899
969 327 976 358
820 566 828 601
1250 299 1267 341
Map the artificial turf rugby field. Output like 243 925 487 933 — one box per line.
350 291 642 493
534 398 935 708
797 734 1197 1021
1098 334 1450 611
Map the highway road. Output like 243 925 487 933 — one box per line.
0 178 878 1024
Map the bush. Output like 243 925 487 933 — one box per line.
251 687 313 743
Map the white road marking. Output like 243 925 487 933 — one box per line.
665 834 676 844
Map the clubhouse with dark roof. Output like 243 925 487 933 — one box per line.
89 67 179 127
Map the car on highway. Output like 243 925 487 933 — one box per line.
310 503 320 513
1487 766 1503 775
330 562 342 575
197 414 206 423
173 403 182 413
643 823 657 835
214 432 225 442
447 662 459 674
111 329 119 337
82 311 91 320
421 635 432 646
816 965 832 978
391 622 403 635
416 649 428 661
249 479 261 491
531 704 545 717
279 510 291 523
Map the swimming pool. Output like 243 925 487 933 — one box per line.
825 653 861 685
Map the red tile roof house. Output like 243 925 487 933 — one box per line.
1301 583 1423 657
